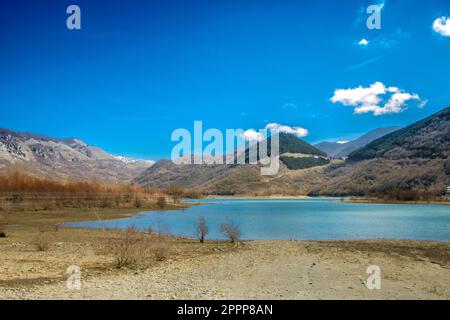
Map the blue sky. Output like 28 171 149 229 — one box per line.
1 0 449 159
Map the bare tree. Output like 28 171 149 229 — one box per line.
196 216 209 243
165 183 184 203
157 196 166 209
134 196 142 208
219 220 241 243
0 213 6 238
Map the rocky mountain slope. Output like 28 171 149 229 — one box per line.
0 128 154 181
314 126 401 158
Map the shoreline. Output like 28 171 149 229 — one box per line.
343 198 450 206
204 195 450 205
204 195 311 199
56 197 449 241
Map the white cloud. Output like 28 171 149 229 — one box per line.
243 123 309 142
243 129 264 142
265 123 309 137
336 141 349 144
330 82 426 116
418 99 428 109
433 16 450 36
358 38 369 46
382 91 420 114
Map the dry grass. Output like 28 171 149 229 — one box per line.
104 227 170 268
35 232 51 251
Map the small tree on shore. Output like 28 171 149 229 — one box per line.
165 184 184 203
0 214 6 238
157 196 167 209
134 196 142 208
196 216 209 243
219 220 241 243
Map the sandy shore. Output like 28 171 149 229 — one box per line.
1 207 449 300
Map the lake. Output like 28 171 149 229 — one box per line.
64 198 450 241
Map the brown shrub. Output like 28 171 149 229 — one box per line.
0 167 151 195
106 227 169 268
36 233 51 251
100 197 113 208
0 167 175 211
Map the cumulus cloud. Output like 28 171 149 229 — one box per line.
243 129 264 142
243 123 309 142
330 82 426 116
358 38 369 46
433 16 450 36
265 123 309 137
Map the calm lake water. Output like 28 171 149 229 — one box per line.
64 198 450 241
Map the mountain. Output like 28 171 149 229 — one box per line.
135 133 330 193
3 106 448 196
137 107 450 196
314 126 401 157
0 128 154 181
313 141 345 158
276 133 326 156
316 107 450 195
348 107 450 161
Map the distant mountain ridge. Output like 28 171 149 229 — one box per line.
314 126 401 157
317 107 450 195
0 128 154 181
348 107 450 161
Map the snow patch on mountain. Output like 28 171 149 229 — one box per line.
113 155 155 166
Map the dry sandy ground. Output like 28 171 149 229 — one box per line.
1 228 449 300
